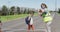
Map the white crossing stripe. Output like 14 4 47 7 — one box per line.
2 29 47 32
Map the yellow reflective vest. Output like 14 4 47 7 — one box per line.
43 12 53 23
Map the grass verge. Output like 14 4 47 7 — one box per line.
0 13 38 22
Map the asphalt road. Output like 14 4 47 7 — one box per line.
1 12 60 32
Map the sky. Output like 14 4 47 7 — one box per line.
0 0 60 11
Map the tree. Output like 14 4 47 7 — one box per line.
2 5 8 16
58 8 60 13
23 8 27 14
17 7 21 14
0 11 2 16
27 8 30 14
10 6 15 15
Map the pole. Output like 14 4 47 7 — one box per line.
55 0 57 11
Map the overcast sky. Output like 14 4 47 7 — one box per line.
0 0 60 11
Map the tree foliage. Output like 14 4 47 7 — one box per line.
2 5 8 15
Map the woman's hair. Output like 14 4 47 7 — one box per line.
39 9 43 13
41 3 47 8
28 11 34 14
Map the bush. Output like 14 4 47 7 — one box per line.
58 8 60 13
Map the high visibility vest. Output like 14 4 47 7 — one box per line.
43 12 53 23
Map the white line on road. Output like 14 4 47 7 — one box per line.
2 29 47 32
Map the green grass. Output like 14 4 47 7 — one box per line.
0 13 38 22
0 14 28 22
34 13 38 16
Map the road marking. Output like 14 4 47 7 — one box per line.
2 29 47 32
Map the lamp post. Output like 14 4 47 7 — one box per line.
55 0 57 11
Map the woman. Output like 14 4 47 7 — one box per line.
38 3 53 32
25 11 34 32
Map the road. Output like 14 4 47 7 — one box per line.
1 12 60 32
